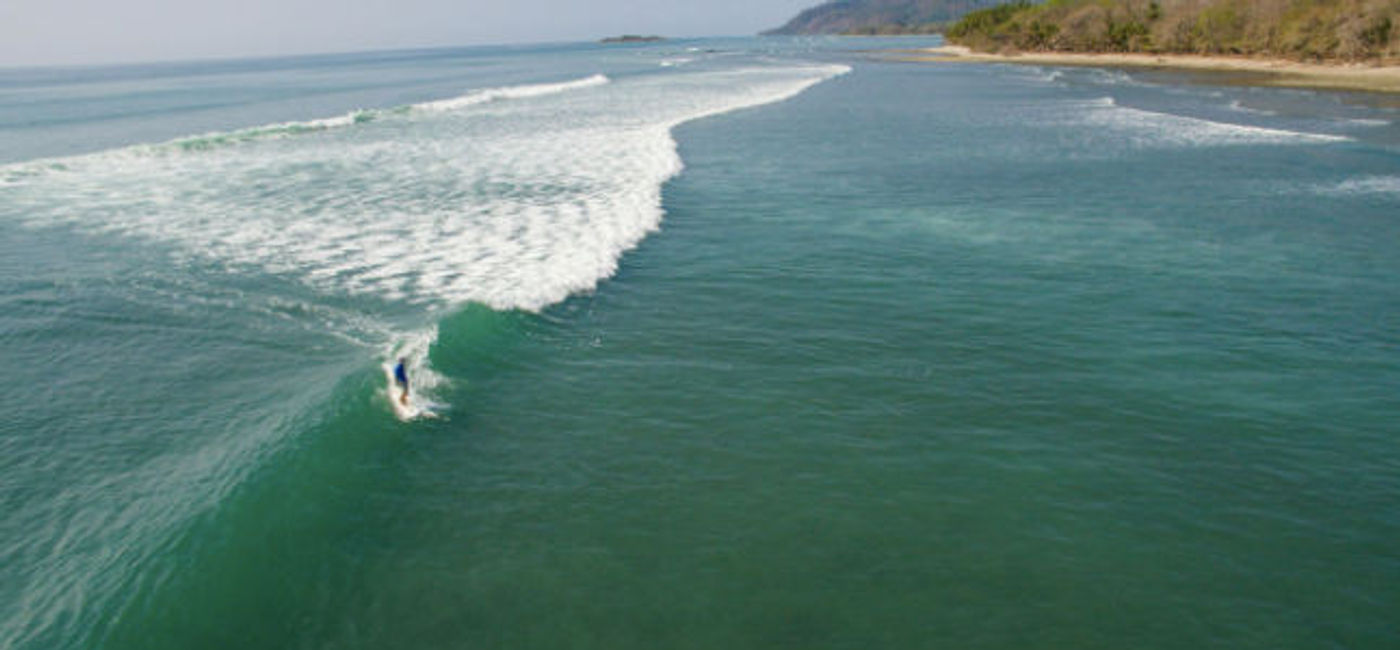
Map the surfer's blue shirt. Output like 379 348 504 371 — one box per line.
394 362 408 386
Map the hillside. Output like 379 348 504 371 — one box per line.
946 0 1400 61
764 0 1008 35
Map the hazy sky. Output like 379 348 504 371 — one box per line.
0 0 817 67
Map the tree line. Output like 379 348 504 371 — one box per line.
947 0 1399 61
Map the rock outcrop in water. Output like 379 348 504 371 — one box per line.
600 35 666 44
946 0 1400 62
763 0 1007 35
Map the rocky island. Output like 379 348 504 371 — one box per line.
600 35 666 44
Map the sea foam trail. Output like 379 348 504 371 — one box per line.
0 64 848 313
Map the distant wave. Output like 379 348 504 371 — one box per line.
1012 66 1146 88
1075 96 1349 147
163 109 395 152
0 74 612 178
1085 68 1144 87
142 75 612 154
1227 99 1278 116
1316 175 1400 195
1007 65 1064 85
415 73 610 112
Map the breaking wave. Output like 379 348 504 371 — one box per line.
142 75 613 153
0 65 847 312
1070 96 1349 147
1316 175 1400 195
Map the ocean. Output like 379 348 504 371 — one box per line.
1 36 1397 649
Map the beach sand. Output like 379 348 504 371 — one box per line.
901 45 1400 95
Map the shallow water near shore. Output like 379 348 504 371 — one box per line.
2 36 1399 649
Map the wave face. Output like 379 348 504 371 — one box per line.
1 65 846 312
0 53 848 650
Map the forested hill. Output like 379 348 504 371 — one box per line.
763 0 1008 35
947 0 1400 61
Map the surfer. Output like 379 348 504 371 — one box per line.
393 358 410 407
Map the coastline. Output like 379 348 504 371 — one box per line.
899 45 1400 95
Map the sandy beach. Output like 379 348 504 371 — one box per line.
902 45 1400 95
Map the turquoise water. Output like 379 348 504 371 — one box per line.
2 37 1398 649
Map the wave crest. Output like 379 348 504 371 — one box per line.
100 74 613 156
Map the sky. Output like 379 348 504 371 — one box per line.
0 0 818 67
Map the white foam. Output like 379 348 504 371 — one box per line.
0 63 848 314
1227 99 1278 116
1085 68 1142 86
382 327 447 419
1319 175 1400 195
1009 65 1064 85
1071 96 1348 147
77 75 612 155
415 74 610 112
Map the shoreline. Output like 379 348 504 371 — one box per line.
898 45 1400 95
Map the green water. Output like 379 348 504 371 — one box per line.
2 39 1398 648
